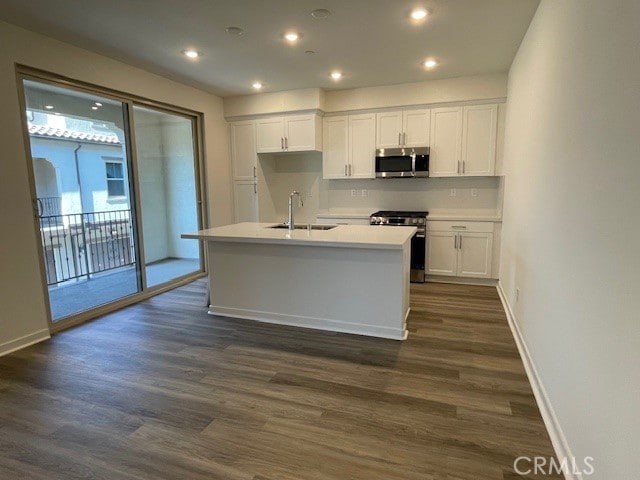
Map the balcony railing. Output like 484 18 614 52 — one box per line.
37 197 62 217
39 209 136 286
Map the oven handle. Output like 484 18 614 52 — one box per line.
411 152 416 177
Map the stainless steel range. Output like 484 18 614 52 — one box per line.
370 210 428 283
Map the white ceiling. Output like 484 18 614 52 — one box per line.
0 0 540 97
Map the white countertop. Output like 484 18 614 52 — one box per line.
182 223 417 250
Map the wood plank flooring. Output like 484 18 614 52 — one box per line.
0 280 561 479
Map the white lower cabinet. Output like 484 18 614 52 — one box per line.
426 221 494 279
233 181 258 222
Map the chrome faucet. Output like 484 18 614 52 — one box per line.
287 191 303 230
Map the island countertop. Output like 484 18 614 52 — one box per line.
182 222 417 250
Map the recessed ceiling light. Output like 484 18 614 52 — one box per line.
284 31 301 43
423 58 438 69
182 49 201 59
252 82 263 90
225 26 244 36
91 106 98 110
311 9 331 19
45 105 54 110
410 8 428 21
95 102 102 107
305 50 316 55
54 112 61 116
330 71 343 81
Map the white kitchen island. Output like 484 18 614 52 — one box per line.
182 223 416 340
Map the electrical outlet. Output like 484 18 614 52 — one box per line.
361 189 368 197
450 188 457 197
515 288 521 302
471 188 478 197
351 189 357 197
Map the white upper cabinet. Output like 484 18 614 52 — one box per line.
256 117 285 153
403 109 430 147
430 104 498 177
349 113 376 179
461 104 497 176
322 113 375 179
230 121 257 181
376 111 403 148
322 116 349 179
256 114 322 153
429 107 463 177
376 109 430 148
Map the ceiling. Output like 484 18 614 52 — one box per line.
0 0 540 97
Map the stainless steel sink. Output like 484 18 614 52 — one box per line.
268 224 338 231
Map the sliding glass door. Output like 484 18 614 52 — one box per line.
19 74 204 328
133 106 201 287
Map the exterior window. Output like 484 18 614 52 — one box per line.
105 161 125 197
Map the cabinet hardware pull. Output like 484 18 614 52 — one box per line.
253 166 257 178
281 137 284 150
285 137 288 150
459 236 462 249
344 164 348 176
403 132 407 146
349 164 352 176
452 225 467 229
254 183 257 194
454 235 458 249
398 132 402 146
462 161 466 174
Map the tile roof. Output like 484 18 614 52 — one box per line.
28 124 121 145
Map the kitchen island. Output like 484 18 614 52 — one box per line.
182 223 416 340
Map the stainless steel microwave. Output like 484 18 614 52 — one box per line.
375 147 429 178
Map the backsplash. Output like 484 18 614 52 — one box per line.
257 153 503 222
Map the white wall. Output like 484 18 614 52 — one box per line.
0 20 232 355
500 1 640 478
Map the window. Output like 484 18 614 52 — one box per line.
105 161 125 197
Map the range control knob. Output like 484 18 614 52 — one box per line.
417 218 425 224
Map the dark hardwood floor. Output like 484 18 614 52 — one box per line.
0 279 561 479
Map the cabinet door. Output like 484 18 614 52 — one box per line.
230 121 257 180
285 115 317 152
233 181 258 222
256 117 284 153
457 232 493 278
322 116 349 179
429 107 462 177
375 111 403 148
349 113 376 179
427 232 457 276
461 104 497 176
403 109 430 147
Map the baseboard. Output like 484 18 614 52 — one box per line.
0 329 50 357
209 305 408 340
496 282 579 480
426 275 498 287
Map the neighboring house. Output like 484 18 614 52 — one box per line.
28 112 135 285
28 113 129 217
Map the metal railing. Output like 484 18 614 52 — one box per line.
37 197 62 217
38 209 136 286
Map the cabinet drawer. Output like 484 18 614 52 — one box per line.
426 221 494 233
